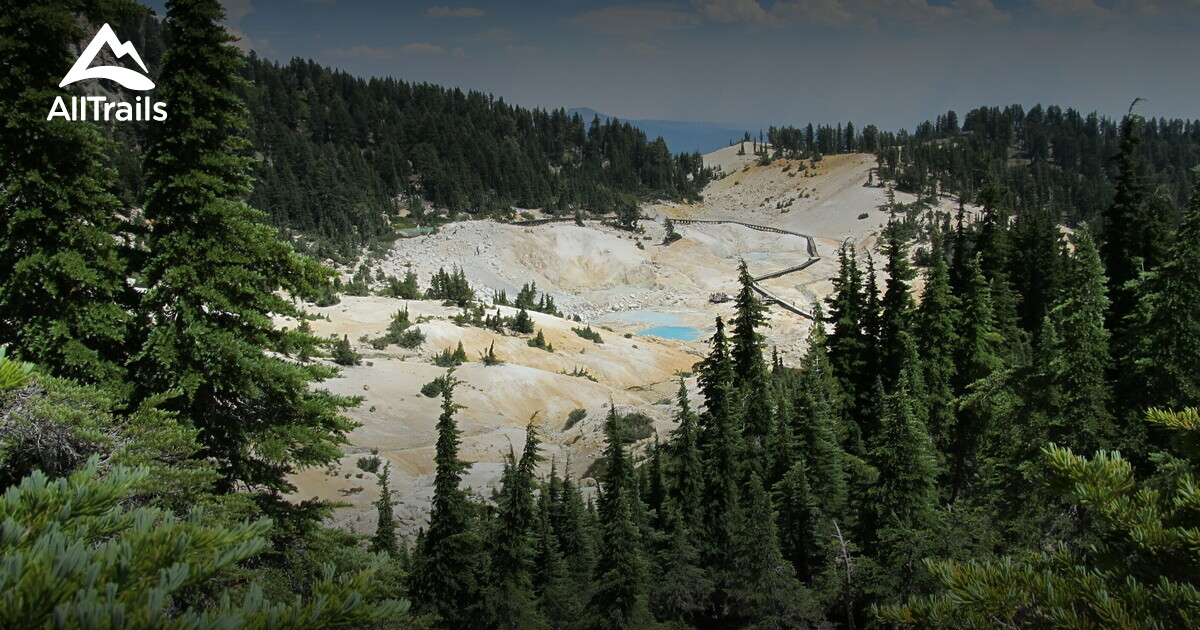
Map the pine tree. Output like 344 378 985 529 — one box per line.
949 253 1003 497
1131 170 1200 415
794 325 850 522
878 220 918 392
412 380 482 627
696 317 744 563
484 423 546 629
370 463 400 557
879 409 1200 628
0 459 408 628
916 239 960 457
730 259 770 382
824 242 870 431
867 374 938 537
136 0 356 493
728 473 820 627
1103 113 1168 345
589 407 650 628
669 377 702 517
651 506 709 624
0 4 134 387
1038 225 1112 453
728 260 773 483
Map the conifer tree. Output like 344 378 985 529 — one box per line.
794 325 850 522
948 253 1003 496
878 220 918 392
136 0 356 494
728 473 820 627
651 505 709 624
412 379 482 627
0 3 134 387
1038 225 1112 453
825 243 870 431
866 372 938 552
534 463 581 627
589 407 650 628
730 259 770 382
916 239 960 456
668 377 702 517
370 462 401 558
1103 114 1168 343
1130 170 1200 414
485 423 546 629
696 317 744 564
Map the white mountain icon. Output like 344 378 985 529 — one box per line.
59 23 155 91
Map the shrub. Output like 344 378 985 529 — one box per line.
433 342 468 367
480 342 503 366
527 330 553 352
421 376 451 398
331 336 361 366
564 408 587 430
356 455 382 474
572 326 603 344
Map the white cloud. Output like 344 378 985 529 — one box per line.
325 45 399 59
1032 0 1117 19
773 0 1008 25
691 0 775 23
427 6 486 18
569 3 701 36
404 42 448 54
505 44 543 56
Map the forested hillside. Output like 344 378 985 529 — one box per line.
108 14 711 257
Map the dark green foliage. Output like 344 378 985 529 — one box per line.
512 308 536 334
1127 170 1200 415
564 408 588 430
916 239 959 456
527 329 554 352
427 266 474 307
589 407 651 628
483 423 547 629
1037 225 1112 453
614 196 642 231
371 463 401 557
572 326 604 344
663 217 682 245
0 459 408 628
421 375 453 398
137 0 357 495
433 342 470 367
0 0 135 388
381 271 423 299
371 308 427 349
331 335 361 366
481 341 503 366
878 409 1200 628
412 379 482 627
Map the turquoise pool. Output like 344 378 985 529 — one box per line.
638 325 703 342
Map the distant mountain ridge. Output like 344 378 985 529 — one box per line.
568 108 750 155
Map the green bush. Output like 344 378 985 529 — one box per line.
330 335 361 366
0 459 407 628
564 408 587 430
572 326 603 344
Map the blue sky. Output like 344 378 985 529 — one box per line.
144 0 1198 131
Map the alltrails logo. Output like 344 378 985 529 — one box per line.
48 23 167 122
